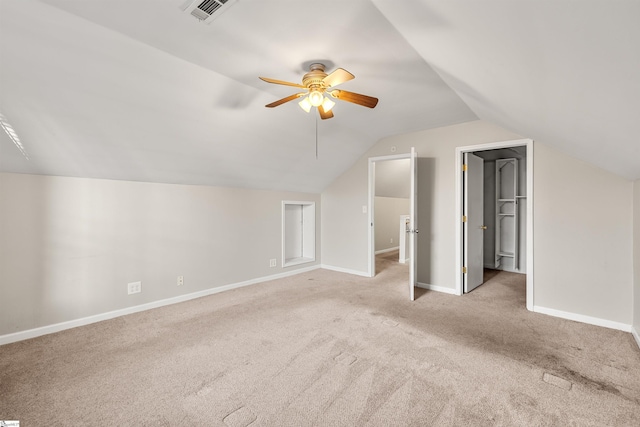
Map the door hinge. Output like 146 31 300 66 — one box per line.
462 266 467 274
462 164 467 172
462 215 467 223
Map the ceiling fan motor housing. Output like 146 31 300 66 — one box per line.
302 63 328 91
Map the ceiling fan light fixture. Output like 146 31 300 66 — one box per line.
298 97 312 113
308 90 324 107
322 97 335 112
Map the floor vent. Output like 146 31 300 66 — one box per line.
181 0 234 24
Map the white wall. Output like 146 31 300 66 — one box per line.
375 159 410 198
633 180 640 335
532 143 633 325
0 173 320 336
374 196 409 252
321 153 370 273
322 120 635 326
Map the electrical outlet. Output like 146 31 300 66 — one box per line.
269 259 277 268
128 281 141 295
177 276 184 286
390 238 393 243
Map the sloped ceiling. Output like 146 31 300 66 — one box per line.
0 0 638 194
372 0 640 180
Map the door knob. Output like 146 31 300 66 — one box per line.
480 225 488 230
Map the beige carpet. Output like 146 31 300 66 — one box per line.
1 254 640 426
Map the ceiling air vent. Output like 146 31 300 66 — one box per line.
180 0 234 24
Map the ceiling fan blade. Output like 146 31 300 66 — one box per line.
265 92 306 108
329 90 379 108
318 105 334 120
259 77 306 88
322 68 355 88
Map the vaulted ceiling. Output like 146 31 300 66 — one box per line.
1 0 638 193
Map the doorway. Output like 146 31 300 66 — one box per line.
368 148 418 300
455 139 534 310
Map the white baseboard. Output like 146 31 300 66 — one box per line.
533 305 632 332
0 265 321 346
375 246 400 255
632 326 640 350
416 282 459 295
320 264 370 277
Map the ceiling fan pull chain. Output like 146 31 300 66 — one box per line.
315 115 318 159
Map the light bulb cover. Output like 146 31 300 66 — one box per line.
308 90 324 107
298 97 312 113
321 97 335 112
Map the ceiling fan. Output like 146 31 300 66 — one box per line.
259 63 379 120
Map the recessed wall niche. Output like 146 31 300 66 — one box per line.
282 201 316 267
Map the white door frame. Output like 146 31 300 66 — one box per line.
368 152 413 278
455 139 534 311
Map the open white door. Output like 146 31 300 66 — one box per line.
463 153 484 293
409 147 418 300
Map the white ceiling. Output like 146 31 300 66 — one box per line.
1 0 638 193
373 0 640 180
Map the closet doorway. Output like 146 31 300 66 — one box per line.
455 139 534 310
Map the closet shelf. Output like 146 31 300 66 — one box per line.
498 213 514 216
498 251 515 257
